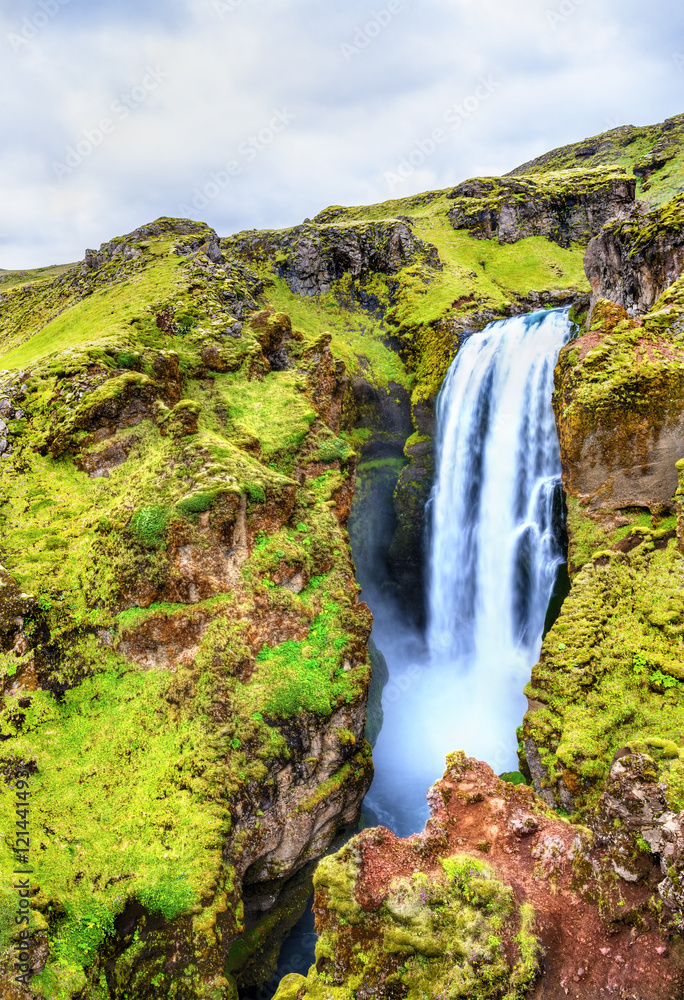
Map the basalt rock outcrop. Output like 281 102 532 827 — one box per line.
510 113 684 206
553 291 684 513
447 167 636 247
224 219 441 300
584 195 684 317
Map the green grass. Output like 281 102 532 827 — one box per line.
247 603 358 717
0 252 183 369
263 276 411 391
0 665 229 997
203 368 317 461
510 113 684 207
0 262 77 291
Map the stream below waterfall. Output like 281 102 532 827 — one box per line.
263 308 574 996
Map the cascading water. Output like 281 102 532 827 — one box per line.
363 308 573 836
428 308 569 661
266 309 573 993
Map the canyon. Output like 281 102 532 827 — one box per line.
1 112 684 1000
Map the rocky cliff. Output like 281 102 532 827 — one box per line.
521 183 684 828
510 112 684 207
274 753 684 1000
0 220 374 999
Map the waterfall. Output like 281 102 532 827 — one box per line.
427 308 571 664
361 308 572 837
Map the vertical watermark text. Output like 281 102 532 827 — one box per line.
11 766 33 987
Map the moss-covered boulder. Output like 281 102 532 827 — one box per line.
274 753 684 1000
554 291 684 513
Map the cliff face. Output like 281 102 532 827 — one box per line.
447 168 635 247
509 112 684 207
553 290 684 513
584 195 684 316
0 220 374 999
520 125 684 886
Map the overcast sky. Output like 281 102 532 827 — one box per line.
1 0 683 268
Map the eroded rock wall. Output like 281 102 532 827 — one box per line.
447 168 635 246
585 195 684 317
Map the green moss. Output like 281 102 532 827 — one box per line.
292 847 539 1000
554 292 684 469
130 504 170 549
499 771 528 786
175 490 221 516
0 664 230 994
0 217 375 998
509 113 684 207
524 537 684 814
262 275 411 393
248 603 368 718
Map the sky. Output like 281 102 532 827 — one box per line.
1 0 683 268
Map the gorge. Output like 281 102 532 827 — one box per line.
2 113 684 1000
363 309 572 840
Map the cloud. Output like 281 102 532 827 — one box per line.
1 0 683 266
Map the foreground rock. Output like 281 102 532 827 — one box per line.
275 753 684 1000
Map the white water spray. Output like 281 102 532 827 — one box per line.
363 309 572 836
427 308 570 662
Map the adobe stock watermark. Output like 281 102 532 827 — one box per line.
674 52 684 74
51 67 169 180
213 0 245 16
384 76 501 192
6 0 71 53
179 107 296 215
546 0 585 29
341 1 404 62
